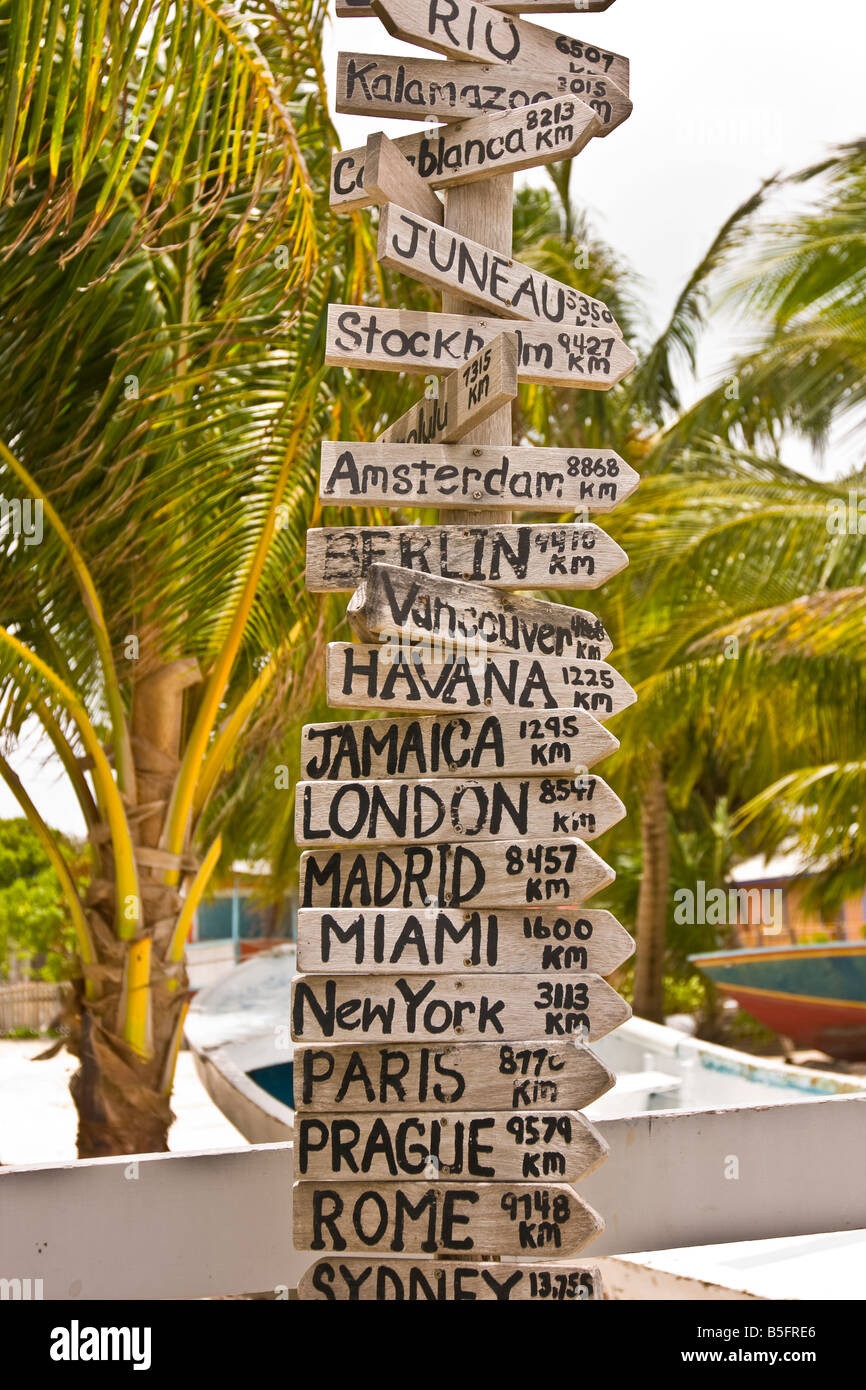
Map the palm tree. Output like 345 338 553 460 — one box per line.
0 0 368 1155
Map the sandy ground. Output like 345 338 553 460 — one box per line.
0 1038 245 1166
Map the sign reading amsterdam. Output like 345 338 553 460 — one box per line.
295 1108 607 1181
293 1038 616 1112
295 773 625 847
319 439 638 511
347 564 613 657
370 0 630 92
325 305 635 390
299 836 615 909
300 1258 602 1302
331 95 601 213
326 645 636 718
293 1180 604 1256
336 54 631 132
376 334 518 445
378 203 622 335
306 523 628 592
296 906 634 975
300 710 619 781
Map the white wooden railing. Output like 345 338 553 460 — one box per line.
1 1095 864 1299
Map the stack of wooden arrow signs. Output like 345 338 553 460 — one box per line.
293 0 639 1301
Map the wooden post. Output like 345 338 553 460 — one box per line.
440 176 514 527
295 0 637 1298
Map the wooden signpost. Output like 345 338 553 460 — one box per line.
300 709 619 780
296 907 634 974
325 305 635 391
378 203 623 335
306 522 628 591
325 644 636 717
375 333 519 445
331 95 602 214
293 1039 616 1112
294 0 637 1299
319 438 639 510
336 53 632 133
298 835 616 909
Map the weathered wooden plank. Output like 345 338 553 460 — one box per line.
295 772 625 847
337 0 616 15
295 1108 608 1182
299 836 615 909
376 333 518 445
370 0 630 94
291 970 629 1043
296 906 634 975
331 95 600 214
293 1179 604 1257
347 564 613 658
325 305 634 391
325 645 636 720
293 1038 616 1112
378 203 623 336
306 523 628 592
357 131 444 224
299 1257 603 1301
300 710 618 782
336 54 631 134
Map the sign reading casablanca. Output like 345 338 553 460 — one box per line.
306 522 628 592
319 439 638 511
325 304 635 390
296 906 635 975
336 53 631 132
300 709 619 781
330 95 601 213
378 203 623 334
325 644 636 718
370 0 630 92
299 835 616 909
293 1038 617 1112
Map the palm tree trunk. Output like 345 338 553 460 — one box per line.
632 757 669 1023
69 648 196 1157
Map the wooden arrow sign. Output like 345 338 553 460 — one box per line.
296 906 634 975
296 1107 608 1182
306 523 628 592
325 306 635 391
300 709 619 781
325 645 636 720
348 564 613 658
376 334 518 445
319 439 638 512
291 970 629 1043
293 1179 604 1256
299 1257 603 1301
360 132 444 224
293 1038 616 1112
337 0 617 16
370 0 630 93
336 54 631 134
299 836 615 909
379 203 622 336
331 95 600 214
295 772 625 847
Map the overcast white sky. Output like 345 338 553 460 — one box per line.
4 0 863 835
